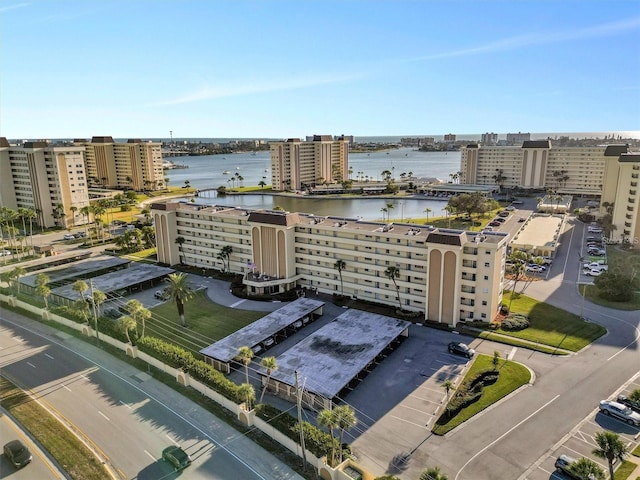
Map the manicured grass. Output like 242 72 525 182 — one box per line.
633 443 640 457
148 290 264 353
475 330 569 355
499 291 606 351
0 377 110 480
432 354 531 435
582 246 640 311
614 460 637 480
126 247 157 260
584 284 640 311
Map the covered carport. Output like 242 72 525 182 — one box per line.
262 309 410 411
199 297 325 374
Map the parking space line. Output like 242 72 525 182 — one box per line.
399 403 437 414
390 415 430 430
415 385 454 394
402 397 440 409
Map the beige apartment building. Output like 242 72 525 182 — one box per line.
74 136 164 191
460 141 608 195
601 146 640 246
0 138 90 228
153 202 509 326
270 135 349 191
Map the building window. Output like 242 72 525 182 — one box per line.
484 275 489 280
484 262 490 267
482 300 487 306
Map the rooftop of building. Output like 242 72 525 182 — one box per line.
20 256 130 288
266 308 410 399
511 214 564 249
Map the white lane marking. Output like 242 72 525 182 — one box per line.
45 353 55 360
26 361 36 368
97 411 110 421
63 384 71 392
507 347 517 360
399 403 437 414
390 415 430 430
144 450 156 461
119 401 132 409
166 434 179 445
455 395 559 480
230 300 246 308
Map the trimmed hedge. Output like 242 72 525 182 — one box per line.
501 313 530 331
446 369 500 416
137 336 241 402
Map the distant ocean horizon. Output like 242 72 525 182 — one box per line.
33 130 639 144
156 131 640 144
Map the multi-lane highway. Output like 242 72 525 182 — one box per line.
0 309 303 480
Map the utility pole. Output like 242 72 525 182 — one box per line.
295 371 307 471
580 282 586 320
89 279 99 346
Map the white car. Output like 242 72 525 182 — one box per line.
0 250 11 257
583 262 606 270
599 400 640 426
63 233 75 240
586 269 602 277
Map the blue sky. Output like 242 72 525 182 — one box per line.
2 0 639 139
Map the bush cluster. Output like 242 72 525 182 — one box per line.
446 370 500 416
137 336 240 402
501 313 530 331
255 404 339 460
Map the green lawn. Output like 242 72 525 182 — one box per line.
432 354 531 435
614 460 637 480
148 290 264 353
499 291 606 351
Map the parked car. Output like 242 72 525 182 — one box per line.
498 211 510 218
588 227 603 234
63 233 75 240
511 200 524 205
0 250 11 257
104 308 122 319
554 454 577 478
518 217 526 222
526 265 545 273
585 269 602 277
599 400 640 425
3 440 32 469
617 395 640 414
583 262 606 270
448 342 475 358
162 445 191 471
488 221 501 227
482 226 494 232
154 290 167 300
75 231 87 238
494 217 506 223
505 205 516 211
588 249 606 257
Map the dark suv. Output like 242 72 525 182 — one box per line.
448 342 475 359
162 446 191 471
617 395 640 413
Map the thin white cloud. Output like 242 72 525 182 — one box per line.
155 72 363 106
0 2 29 13
405 16 640 62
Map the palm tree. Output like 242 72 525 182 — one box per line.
218 245 233 272
384 265 403 310
124 299 151 339
334 259 346 296
35 273 50 309
69 206 78 226
380 207 388 221
442 380 454 417
334 405 357 463
237 346 254 384
492 169 507 193
236 383 255 410
386 202 394 220
118 315 137 344
164 272 195 327
72 280 89 320
21 207 37 254
593 430 628 480
258 180 266 189
175 236 186 264
420 466 448 480
317 408 338 466
258 356 278 404
424 208 432 224
568 457 605 480
10 266 26 294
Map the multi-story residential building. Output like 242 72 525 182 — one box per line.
460 141 611 195
602 146 640 246
153 202 509 326
481 132 498 146
270 135 349 191
73 136 164 191
506 132 531 145
443 133 456 142
0 138 90 228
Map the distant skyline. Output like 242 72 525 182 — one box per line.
2 0 639 139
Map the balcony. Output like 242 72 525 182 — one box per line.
461 273 476 281
461 285 476 294
462 260 477 268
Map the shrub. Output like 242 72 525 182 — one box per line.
500 303 509 315
501 313 530 331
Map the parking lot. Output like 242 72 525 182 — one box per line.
527 374 640 480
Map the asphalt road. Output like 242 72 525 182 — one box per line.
0 310 303 480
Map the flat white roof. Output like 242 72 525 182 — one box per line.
267 309 410 399
512 214 563 249
199 297 324 363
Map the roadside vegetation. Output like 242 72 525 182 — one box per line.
432 354 530 435
0 376 110 480
583 245 640 311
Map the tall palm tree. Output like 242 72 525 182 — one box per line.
219 245 233 272
384 265 402 310
10 266 26 295
424 208 432 224
118 315 137 344
237 346 254 384
164 272 195 327
236 383 255 410
124 299 151 338
317 408 338 466
69 206 78 226
508 251 529 306
593 430 628 480
175 236 186 264
492 169 507 193
334 405 357 462
420 466 448 480
35 273 51 309
386 202 394 220
380 207 388 221
334 259 346 296
258 356 278 404
72 280 89 320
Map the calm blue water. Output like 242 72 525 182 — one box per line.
164 148 459 220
